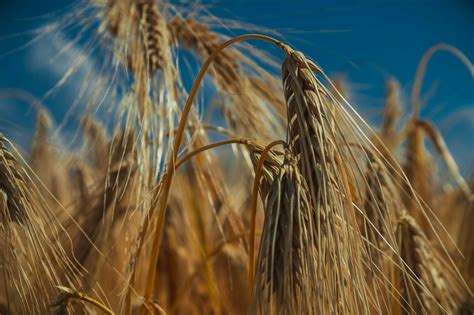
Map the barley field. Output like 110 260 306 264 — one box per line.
0 1 473 314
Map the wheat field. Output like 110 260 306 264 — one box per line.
0 0 473 314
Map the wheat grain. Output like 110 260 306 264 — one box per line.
362 152 401 271
396 211 467 314
252 153 317 314
282 47 374 313
137 0 165 74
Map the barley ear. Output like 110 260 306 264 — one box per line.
252 152 317 315
0 135 28 223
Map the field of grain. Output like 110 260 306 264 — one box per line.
0 1 473 314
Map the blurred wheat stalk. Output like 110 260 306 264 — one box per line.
0 0 472 314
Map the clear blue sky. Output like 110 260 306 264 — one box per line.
0 0 472 173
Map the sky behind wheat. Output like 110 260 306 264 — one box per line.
0 0 472 173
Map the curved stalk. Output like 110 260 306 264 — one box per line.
416 120 472 200
175 138 253 168
248 140 286 292
138 34 288 314
411 43 473 120
54 286 114 315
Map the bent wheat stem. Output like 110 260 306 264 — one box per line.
175 138 284 169
416 120 472 200
411 43 473 119
248 140 286 290
175 138 254 168
53 286 114 315
139 34 287 314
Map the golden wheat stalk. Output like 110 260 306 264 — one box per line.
135 33 285 315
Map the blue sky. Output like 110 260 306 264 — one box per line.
0 0 472 173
